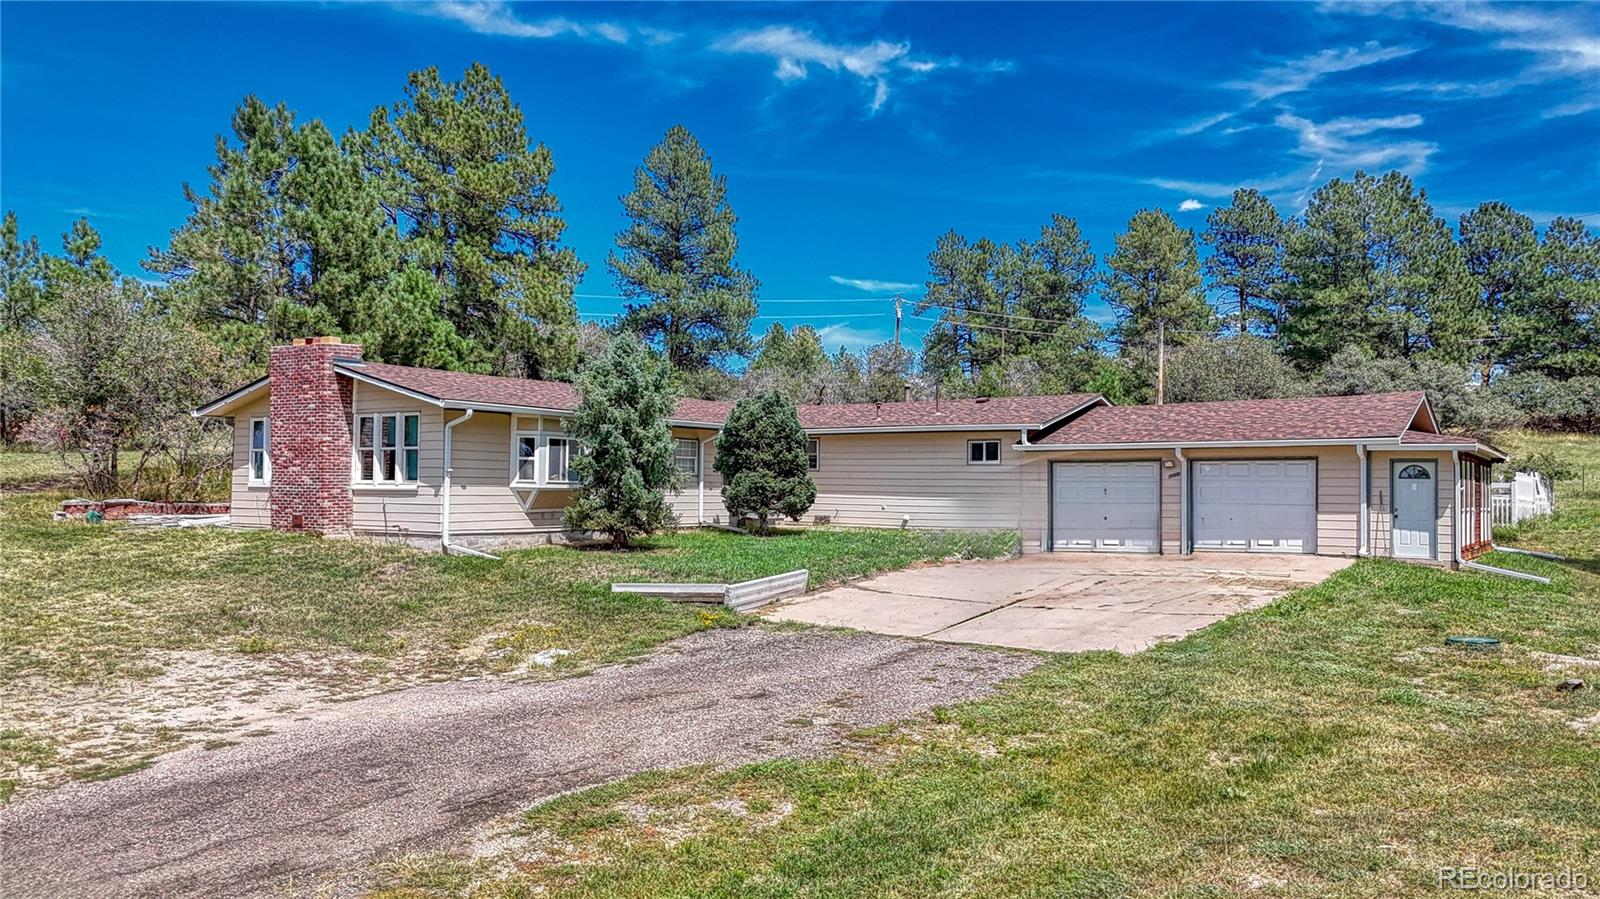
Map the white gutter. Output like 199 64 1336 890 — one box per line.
1173 447 1188 555
441 409 498 559
1357 444 1369 555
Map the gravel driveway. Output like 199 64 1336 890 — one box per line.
0 628 1036 898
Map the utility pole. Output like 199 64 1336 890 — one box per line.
1156 321 1167 406
893 293 903 348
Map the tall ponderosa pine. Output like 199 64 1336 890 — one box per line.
1459 202 1542 385
610 125 759 371
917 215 1101 393
715 392 816 533
146 97 477 371
363 63 585 378
1511 217 1600 379
750 323 830 403
1102 209 1216 351
1202 189 1287 338
1283 171 1478 367
1 211 45 442
563 336 679 548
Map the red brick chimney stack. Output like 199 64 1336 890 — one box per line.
267 337 363 534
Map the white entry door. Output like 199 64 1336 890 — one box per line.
1392 461 1437 560
1050 461 1159 553
1192 460 1317 553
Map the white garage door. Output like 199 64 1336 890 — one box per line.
1192 460 1316 553
1050 461 1159 553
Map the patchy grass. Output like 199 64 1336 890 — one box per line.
0 449 75 491
370 444 1600 898
0 489 1012 796
1493 429 1600 564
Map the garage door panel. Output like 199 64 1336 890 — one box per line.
1051 461 1159 554
1192 459 1316 554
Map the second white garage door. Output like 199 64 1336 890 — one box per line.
1050 461 1160 553
1192 460 1316 553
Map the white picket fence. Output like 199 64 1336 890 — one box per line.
1490 472 1555 526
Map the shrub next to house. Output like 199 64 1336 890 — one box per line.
563 336 679 548
715 391 816 533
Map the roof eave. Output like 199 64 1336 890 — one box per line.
192 377 270 418
1014 436 1408 452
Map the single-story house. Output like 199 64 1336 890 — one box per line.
194 337 1506 565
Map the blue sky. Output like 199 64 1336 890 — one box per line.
3 1 1597 353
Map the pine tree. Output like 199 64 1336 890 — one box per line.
1202 189 1287 338
1459 202 1542 385
362 63 584 378
610 125 759 371
750 323 830 403
1 211 45 442
1508 217 1600 378
1283 171 1477 367
1102 209 1216 351
715 392 816 533
563 336 679 548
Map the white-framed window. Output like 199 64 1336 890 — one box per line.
546 436 575 483
806 438 820 471
512 421 579 486
356 412 420 484
967 439 1001 465
248 417 270 486
674 438 700 477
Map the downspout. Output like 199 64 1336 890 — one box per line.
699 434 717 524
1451 449 1551 583
1173 446 1188 555
441 409 498 559
1356 444 1369 556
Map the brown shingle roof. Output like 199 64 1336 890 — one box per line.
338 360 1101 431
1401 429 1476 445
1033 391 1426 446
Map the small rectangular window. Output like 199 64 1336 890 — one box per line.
968 439 1000 465
674 438 700 476
403 414 419 482
806 438 820 471
249 418 270 485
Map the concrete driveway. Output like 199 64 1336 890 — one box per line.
766 553 1353 653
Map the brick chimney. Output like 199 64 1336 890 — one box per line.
268 337 362 534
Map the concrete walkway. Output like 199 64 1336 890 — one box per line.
765 553 1353 653
0 629 1036 899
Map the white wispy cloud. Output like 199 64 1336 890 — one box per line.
1544 97 1600 119
1274 112 1436 173
1177 199 1206 212
1142 173 1309 199
816 322 883 351
1225 41 1422 100
714 25 1008 114
1176 41 1420 140
830 275 918 292
1419 3 1600 75
408 1 677 46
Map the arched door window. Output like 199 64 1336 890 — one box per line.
1398 464 1431 480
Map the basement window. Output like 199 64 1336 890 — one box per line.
356 412 420 484
967 439 1001 465
248 417 270 486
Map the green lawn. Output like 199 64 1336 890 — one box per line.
369 434 1600 899
0 449 75 491
0 491 1015 686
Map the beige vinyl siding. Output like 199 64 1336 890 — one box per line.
444 412 567 535
228 394 272 530
1017 449 1179 555
798 430 1028 533
1369 450 1455 564
1184 445 1360 557
349 382 444 537
665 428 727 525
